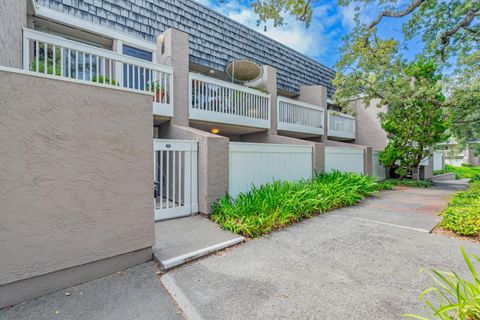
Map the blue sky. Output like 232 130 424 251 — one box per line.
195 0 424 68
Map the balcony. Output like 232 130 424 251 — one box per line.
23 28 174 118
277 97 324 138
189 73 271 132
327 110 356 140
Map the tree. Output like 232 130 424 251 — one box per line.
248 0 479 71
379 60 449 178
334 35 449 177
446 77 480 155
242 0 479 147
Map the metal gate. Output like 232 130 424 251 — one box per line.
154 139 198 221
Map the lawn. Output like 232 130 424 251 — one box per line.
439 181 480 238
211 171 388 238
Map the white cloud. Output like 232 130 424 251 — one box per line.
196 0 341 59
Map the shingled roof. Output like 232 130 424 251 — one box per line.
36 0 335 97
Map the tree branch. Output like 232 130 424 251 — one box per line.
367 0 426 31
298 0 312 22
439 9 479 60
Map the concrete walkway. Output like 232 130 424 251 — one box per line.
3 184 478 320
154 215 245 270
0 262 183 320
161 185 479 320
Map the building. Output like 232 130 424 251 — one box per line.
0 0 389 307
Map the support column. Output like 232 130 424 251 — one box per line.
364 147 373 176
0 0 27 68
247 65 278 134
298 85 329 143
157 28 189 126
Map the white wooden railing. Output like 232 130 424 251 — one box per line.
277 97 324 135
327 110 356 139
189 73 271 129
23 28 173 117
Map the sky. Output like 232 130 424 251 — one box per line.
194 0 424 68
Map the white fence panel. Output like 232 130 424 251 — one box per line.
325 147 364 174
372 151 386 180
154 139 198 221
229 142 313 197
433 152 445 171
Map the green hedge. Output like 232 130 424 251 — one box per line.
439 181 480 237
443 164 480 180
211 172 386 238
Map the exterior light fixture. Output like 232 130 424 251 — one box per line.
211 128 220 134
156 34 165 45
209 69 215 74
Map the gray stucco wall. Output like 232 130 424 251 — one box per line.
0 70 154 288
0 0 26 68
353 99 388 150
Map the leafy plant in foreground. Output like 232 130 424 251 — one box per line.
404 247 480 320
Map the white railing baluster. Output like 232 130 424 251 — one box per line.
75 51 78 79
23 29 173 116
327 110 355 139
276 97 325 136
188 72 271 129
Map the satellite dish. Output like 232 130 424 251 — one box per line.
225 59 263 84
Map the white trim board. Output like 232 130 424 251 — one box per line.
34 6 158 52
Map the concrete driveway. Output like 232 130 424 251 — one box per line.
162 185 479 320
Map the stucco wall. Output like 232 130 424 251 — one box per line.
353 99 388 150
0 69 154 287
0 0 26 68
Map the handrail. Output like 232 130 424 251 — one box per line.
277 96 324 112
189 72 270 97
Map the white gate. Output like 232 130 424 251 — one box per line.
229 142 313 197
154 139 198 221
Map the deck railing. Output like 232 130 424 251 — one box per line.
327 110 356 139
23 28 173 117
189 73 271 129
277 97 324 135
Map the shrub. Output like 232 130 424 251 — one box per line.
381 179 433 188
433 169 447 175
439 181 480 237
444 165 480 180
211 172 384 238
404 247 480 320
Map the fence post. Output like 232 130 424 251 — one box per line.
364 147 373 176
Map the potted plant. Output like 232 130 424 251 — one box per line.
146 81 166 102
